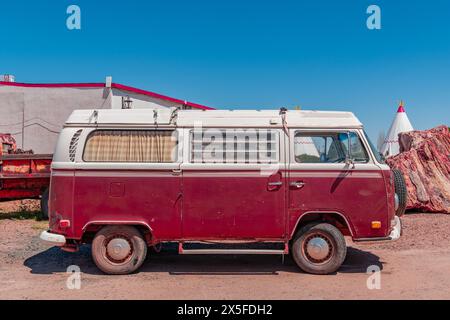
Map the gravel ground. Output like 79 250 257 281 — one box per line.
1 200 450 300
0 199 40 215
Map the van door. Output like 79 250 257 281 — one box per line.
287 130 389 239
181 128 287 239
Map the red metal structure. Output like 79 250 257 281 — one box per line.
0 134 51 216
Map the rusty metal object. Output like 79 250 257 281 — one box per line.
0 134 17 155
0 134 52 201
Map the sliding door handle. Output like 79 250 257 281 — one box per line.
268 181 283 187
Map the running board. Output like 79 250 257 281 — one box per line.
178 243 289 255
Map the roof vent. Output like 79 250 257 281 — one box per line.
69 130 83 162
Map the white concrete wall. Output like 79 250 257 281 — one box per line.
0 86 112 153
0 86 190 154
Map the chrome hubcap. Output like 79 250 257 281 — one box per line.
303 234 333 264
106 238 132 262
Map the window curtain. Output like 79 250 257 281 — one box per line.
84 130 176 163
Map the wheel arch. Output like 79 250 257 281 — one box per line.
81 221 153 245
290 211 354 239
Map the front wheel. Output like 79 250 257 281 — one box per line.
92 226 148 275
291 223 347 275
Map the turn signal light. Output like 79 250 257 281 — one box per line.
371 221 382 229
59 220 71 229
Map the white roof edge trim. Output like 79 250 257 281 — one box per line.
64 109 363 129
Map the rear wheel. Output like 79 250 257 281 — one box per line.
40 188 49 220
92 226 147 275
291 222 347 275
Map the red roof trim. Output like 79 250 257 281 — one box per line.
0 81 214 110
0 81 104 88
110 83 214 110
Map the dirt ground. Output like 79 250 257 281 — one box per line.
1 200 450 300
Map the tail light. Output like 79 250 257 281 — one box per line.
59 220 71 229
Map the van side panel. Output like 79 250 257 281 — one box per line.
287 169 389 238
382 168 396 227
70 170 182 240
49 170 75 236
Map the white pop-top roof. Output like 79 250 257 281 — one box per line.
380 103 414 157
64 108 363 129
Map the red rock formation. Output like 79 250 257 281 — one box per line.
386 125 450 213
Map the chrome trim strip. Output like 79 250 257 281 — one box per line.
180 249 286 255
51 171 75 177
74 171 175 178
289 172 382 178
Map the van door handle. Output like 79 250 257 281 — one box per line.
268 181 283 187
290 181 305 189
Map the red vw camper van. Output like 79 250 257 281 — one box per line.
41 108 404 275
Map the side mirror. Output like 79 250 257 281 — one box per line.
339 132 355 168
345 157 355 169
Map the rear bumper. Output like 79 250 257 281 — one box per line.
40 230 66 246
353 216 402 242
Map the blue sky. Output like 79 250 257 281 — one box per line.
0 0 449 141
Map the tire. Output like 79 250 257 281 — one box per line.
291 223 347 275
392 169 407 217
91 225 148 275
40 188 49 220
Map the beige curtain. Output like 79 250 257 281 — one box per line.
84 130 177 163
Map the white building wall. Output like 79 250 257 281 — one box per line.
0 86 112 153
0 85 197 153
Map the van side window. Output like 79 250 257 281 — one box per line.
83 130 177 163
294 132 369 163
190 129 278 164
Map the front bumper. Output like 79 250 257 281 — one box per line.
354 216 402 242
388 216 402 241
40 230 66 246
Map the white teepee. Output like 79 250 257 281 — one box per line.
380 102 414 157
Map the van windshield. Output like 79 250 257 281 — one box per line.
364 131 385 163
